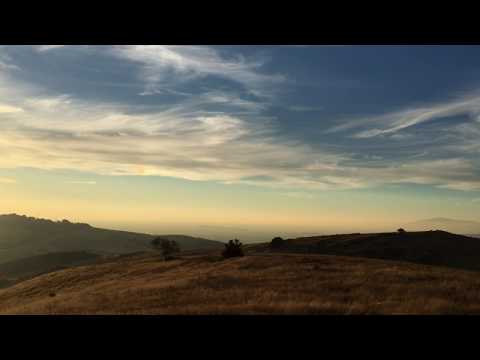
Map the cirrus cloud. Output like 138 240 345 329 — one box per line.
0 45 480 193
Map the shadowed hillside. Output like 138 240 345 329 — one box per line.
2 252 480 314
0 214 224 264
249 231 480 271
0 251 101 288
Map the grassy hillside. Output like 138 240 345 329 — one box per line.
0 214 223 264
1 252 480 314
0 251 101 288
249 231 480 271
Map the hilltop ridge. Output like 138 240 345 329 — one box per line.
0 214 223 264
406 218 480 234
249 230 480 271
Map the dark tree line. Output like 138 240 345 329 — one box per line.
151 236 246 260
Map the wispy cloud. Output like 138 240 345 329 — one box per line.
327 94 480 138
1 45 480 193
109 45 284 97
0 78 478 191
288 105 324 112
68 180 97 185
0 51 20 71
34 45 66 52
437 181 480 191
0 72 349 189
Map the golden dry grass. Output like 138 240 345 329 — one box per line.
1 252 480 314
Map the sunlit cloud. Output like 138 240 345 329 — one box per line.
0 73 478 191
437 182 480 191
0 104 23 113
68 180 97 185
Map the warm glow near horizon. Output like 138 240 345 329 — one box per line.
1 167 479 241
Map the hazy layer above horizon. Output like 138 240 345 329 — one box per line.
3 167 480 241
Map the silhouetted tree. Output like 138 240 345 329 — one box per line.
222 239 244 258
270 237 285 249
397 228 406 234
151 237 163 250
152 237 180 260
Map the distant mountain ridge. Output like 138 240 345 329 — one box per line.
0 214 223 264
406 218 480 234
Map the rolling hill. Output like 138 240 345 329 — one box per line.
406 218 480 234
0 214 224 264
249 231 480 271
3 223 480 314
1 252 480 314
0 251 102 288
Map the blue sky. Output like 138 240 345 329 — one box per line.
1 45 480 235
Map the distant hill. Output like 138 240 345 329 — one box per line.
406 218 480 234
0 214 224 264
249 231 480 271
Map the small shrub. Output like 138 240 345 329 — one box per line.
152 237 180 260
270 237 285 249
222 239 244 258
49 292 56 298
397 228 406 234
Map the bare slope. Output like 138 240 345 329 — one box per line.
1 253 480 314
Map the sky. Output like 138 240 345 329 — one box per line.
0 45 480 240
